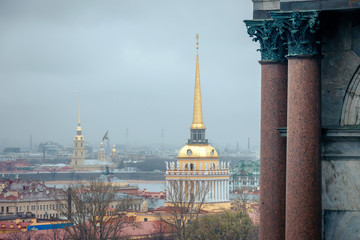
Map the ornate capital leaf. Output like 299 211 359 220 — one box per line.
271 11 320 56
244 20 287 61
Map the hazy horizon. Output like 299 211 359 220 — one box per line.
0 1 261 151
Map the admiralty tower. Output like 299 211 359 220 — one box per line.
165 35 230 212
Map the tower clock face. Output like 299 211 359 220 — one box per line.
187 149 193 156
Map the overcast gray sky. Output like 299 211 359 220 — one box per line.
0 0 261 151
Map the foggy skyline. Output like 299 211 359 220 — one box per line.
0 1 261 151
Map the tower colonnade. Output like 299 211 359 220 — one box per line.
165 178 229 203
245 11 321 240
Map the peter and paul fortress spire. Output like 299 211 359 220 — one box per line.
76 92 82 135
189 34 208 144
165 34 230 212
70 92 85 166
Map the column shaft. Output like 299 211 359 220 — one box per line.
286 56 321 240
260 61 287 240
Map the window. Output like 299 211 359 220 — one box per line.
144 218 148 222
27 206 29 211
6 207 9 213
16 207 18 212
1 206 3 212
20 206 22 211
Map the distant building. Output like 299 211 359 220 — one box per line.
70 93 85 167
0 178 148 221
230 160 260 192
3 148 20 154
97 142 106 161
0 179 65 219
69 94 115 171
165 36 230 212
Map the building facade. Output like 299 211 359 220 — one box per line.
0 180 65 219
245 1 360 239
70 93 85 166
230 160 260 192
0 179 148 221
165 35 230 212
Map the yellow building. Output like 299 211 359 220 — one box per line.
98 142 106 161
70 93 85 167
165 35 230 212
69 94 116 171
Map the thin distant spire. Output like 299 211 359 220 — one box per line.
191 34 205 129
76 92 82 134
78 92 81 124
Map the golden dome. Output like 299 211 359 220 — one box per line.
177 144 218 158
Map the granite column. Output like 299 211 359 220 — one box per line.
272 11 322 240
245 20 287 240
260 61 287 240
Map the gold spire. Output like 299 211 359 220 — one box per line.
191 34 205 129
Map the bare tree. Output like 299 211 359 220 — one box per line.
233 187 250 211
56 179 135 240
161 180 210 240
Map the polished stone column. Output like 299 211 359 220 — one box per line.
286 56 321 239
245 19 287 240
272 11 322 240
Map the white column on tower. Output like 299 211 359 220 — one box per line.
218 180 221 202
220 180 224 202
195 180 197 201
226 180 229 200
186 180 190 201
217 180 220 202
219 180 224 202
212 180 214 202
223 180 225 201
182 180 186 202
211 180 214 202
215 180 218 202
